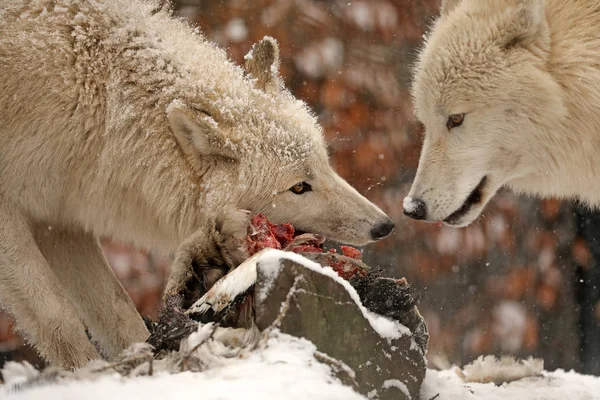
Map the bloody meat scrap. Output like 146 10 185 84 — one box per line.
246 214 294 253
245 213 367 279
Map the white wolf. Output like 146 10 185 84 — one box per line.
403 0 600 226
0 0 394 368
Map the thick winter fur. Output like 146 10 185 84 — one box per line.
0 0 393 368
406 0 600 226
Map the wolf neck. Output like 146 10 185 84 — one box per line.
533 0 600 205
72 111 237 253
62 1 250 252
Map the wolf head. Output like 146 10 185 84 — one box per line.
168 37 394 246
404 0 564 227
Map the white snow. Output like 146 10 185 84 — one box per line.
6 357 600 400
382 379 410 399
1 362 39 387
421 367 600 400
181 323 220 351
2 331 364 400
253 249 284 303
165 98 186 116
2 323 599 400
403 196 416 214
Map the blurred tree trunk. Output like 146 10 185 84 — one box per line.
574 206 600 375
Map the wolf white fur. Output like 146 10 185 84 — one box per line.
405 0 600 226
0 0 393 368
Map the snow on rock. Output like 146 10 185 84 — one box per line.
190 248 411 343
382 379 410 399
421 367 600 400
2 331 365 400
253 249 284 303
257 249 411 341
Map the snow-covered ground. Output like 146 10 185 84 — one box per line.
421 367 600 400
2 332 364 400
4 358 600 400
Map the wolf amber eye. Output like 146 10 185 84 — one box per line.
290 182 312 195
446 113 465 130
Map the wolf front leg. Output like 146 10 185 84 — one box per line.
163 229 230 307
0 204 100 369
33 226 150 360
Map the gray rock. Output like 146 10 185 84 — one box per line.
254 256 427 400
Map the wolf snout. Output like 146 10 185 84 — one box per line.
402 197 427 220
370 219 395 240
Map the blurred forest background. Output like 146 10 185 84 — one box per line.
2 0 600 375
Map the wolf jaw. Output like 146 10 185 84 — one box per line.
443 176 488 226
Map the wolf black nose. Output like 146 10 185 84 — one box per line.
371 220 395 240
403 197 427 220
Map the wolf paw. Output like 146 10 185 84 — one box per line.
164 229 229 300
215 208 251 268
164 210 252 305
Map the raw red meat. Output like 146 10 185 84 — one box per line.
341 246 362 260
245 214 291 255
245 213 365 280
271 224 295 248
286 234 326 254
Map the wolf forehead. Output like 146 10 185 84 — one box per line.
231 98 325 161
166 72 328 162
244 95 329 162
411 3 527 116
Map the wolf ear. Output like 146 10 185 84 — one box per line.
440 0 462 16
243 36 281 93
168 103 237 160
501 0 547 50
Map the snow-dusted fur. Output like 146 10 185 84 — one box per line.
455 355 544 385
405 0 600 226
0 0 393 368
